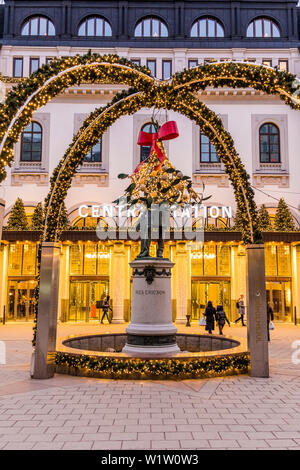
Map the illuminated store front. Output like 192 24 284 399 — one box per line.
190 244 232 321
6 242 38 321
0 235 299 324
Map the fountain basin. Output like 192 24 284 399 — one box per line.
54 333 250 380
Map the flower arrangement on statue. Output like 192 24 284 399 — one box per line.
116 119 210 209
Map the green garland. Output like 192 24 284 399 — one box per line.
0 53 153 181
55 351 250 380
44 86 260 245
171 62 300 110
2 55 299 348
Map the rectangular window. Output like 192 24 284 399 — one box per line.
217 245 231 276
131 59 141 66
8 244 23 276
8 243 37 276
203 245 217 276
278 60 288 72
204 58 214 64
147 59 156 77
22 244 37 275
188 59 198 69
277 245 291 276
265 244 291 276
262 59 272 67
84 140 102 163
45 57 54 65
13 58 23 78
84 244 97 275
70 244 83 275
245 58 256 63
162 60 172 80
30 58 40 75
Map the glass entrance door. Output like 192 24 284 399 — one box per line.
7 280 37 321
191 280 231 321
69 280 109 322
266 281 292 322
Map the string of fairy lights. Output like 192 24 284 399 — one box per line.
55 351 250 379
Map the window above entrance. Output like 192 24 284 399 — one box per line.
191 17 225 38
134 17 168 38
246 17 281 38
78 16 112 37
21 16 56 36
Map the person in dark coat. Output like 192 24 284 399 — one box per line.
267 301 274 342
100 295 112 324
204 301 216 334
216 305 230 335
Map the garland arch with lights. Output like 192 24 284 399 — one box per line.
44 86 259 244
0 54 299 244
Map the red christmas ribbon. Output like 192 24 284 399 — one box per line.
134 120 179 173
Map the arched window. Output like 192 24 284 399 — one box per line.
135 17 168 38
191 17 224 38
78 16 112 36
20 122 42 162
259 123 280 163
247 17 280 38
140 123 157 162
21 16 55 36
84 139 102 163
200 131 219 163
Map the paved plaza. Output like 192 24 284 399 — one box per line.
0 322 300 450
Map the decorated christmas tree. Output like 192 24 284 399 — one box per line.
233 206 246 231
274 198 295 231
7 197 29 230
117 120 206 208
257 204 272 231
31 202 44 231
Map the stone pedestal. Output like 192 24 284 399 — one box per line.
246 244 269 378
123 258 180 357
32 243 61 379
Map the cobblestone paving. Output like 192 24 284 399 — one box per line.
0 322 300 450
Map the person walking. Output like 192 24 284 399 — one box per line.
267 301 274 342
216 305 230 335
235 294 246 326
204 301 216 335
100 295 112 324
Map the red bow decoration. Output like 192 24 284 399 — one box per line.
134 120 179 173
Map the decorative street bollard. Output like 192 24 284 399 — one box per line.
246 244 269 378
32 242 61 379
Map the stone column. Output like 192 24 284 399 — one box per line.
123 258 180 357
110 241 126 323
32 243 61 379
246 244 269 378
0 198 5 240
174 241 190 324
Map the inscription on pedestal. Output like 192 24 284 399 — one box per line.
135 289 166 296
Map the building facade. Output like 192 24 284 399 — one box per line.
0 0 300 324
